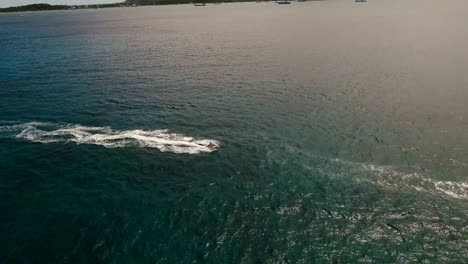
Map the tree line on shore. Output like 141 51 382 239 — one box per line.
0 0 265 13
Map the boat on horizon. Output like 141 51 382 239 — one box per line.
276 0 291 4
193 2 206 6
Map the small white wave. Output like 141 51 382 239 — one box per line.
449 158 468 168
327 158 468 200
0 122 219 154
434 181 468 199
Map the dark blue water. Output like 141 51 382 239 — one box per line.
1 2 467 263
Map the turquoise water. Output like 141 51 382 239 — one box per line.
1 1 467 263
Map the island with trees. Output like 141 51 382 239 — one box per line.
0 0 264 13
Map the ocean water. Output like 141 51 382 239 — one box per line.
0 1 467 263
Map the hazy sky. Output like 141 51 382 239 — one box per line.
0 0 120 8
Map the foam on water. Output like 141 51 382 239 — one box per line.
0 122 220 154
328 158 468 200
434 181 468 199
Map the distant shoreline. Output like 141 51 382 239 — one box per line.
0 3 133 13
0 1 275 13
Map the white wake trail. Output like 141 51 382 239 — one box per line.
329 158 468 200
1 122 219 154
